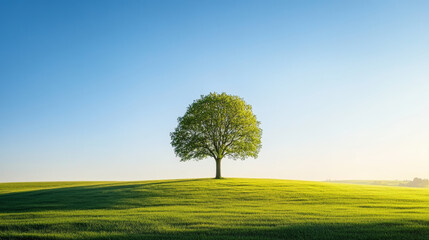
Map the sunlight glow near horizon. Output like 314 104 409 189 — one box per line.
0 0 428 182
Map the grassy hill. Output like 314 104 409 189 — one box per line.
1 178 428 240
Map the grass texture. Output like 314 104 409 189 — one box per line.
1 178 428 239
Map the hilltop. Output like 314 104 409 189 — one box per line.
1 178 429 239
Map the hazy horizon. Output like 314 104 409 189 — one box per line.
1 0 428 182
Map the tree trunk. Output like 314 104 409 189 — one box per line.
215 158 221 179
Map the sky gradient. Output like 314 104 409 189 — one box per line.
1 0 428 182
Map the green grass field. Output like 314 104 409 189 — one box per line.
1 178 429 240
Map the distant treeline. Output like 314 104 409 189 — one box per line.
401 178 429 188
327 178 429 188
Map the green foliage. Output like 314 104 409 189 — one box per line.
1 179 429 239
170 92 262 162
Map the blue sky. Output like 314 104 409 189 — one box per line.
1 0 428 182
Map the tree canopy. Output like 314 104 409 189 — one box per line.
170 92 262 179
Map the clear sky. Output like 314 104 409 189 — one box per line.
1 0 428 182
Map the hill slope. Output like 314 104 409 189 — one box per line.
1 178 429 239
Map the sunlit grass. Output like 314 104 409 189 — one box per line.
1 178 429 239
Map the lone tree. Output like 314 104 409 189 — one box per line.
170 92 262 179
